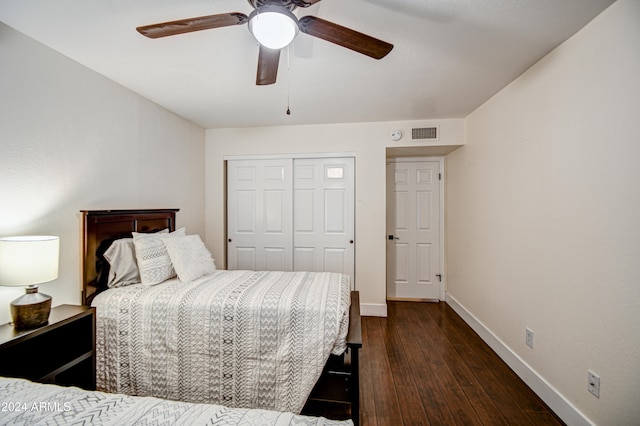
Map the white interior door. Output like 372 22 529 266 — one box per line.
293 158 355 279
386 159 442 300
227 159 293 271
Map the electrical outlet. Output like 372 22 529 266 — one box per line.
588 370 600 398
525 328 534 349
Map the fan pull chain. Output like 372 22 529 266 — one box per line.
286 45 291 115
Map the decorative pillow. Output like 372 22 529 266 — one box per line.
163 235 216 284
133 227 186 285
103 238 140 288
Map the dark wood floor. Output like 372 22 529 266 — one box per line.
359 301 564 426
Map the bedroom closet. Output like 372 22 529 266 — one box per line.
226 156 355 282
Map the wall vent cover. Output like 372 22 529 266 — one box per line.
412 127 438 140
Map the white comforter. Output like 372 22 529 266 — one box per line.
92 270 351 414
0 377 353 425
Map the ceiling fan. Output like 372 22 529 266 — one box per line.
136 0 394 85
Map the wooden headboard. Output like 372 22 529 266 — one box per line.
80 209 179 306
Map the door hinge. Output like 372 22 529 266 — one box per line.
439 173 442 181
436 274 442 282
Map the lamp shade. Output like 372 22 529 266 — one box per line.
248 5 299 50
0 236 59 287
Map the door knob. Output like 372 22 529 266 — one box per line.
388 235 399 240
228 238 232 242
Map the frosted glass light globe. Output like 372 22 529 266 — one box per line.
248 6 299 50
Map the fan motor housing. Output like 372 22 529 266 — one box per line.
248 0 315 11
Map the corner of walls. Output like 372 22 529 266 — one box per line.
1 22 206 324
206 119 466 319
447 1 640 424
446 294 594 426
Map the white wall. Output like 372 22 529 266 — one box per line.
0 23 206 325
205 119 463 315
7 3 634 422
446 1 640 424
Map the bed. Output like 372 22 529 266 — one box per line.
80 209 362 424
0 377 352 425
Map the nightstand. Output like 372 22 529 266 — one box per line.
0 304 96 390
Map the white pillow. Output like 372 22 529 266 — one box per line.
133 227 186 285
103 238 140 288
163 235 216 284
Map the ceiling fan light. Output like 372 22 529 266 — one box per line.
248 6 299 50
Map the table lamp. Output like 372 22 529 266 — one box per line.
0 236 59 329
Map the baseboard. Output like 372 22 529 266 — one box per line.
445 294 594 426
360 303 387 317
387 297 439 303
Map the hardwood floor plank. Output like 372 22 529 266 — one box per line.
461 386 510 426
525 410 567 424
366 317 392 371
451 330 559 424
365 318 403 424
392 305 457 425
358 302 564 426
395 384 430 426
415 377 458 425
440 385 484 426
390 302 482 426
359 318 378 426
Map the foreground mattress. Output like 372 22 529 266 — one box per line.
0 377 352 425
92 269 351 414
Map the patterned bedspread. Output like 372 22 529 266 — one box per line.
92 270 351 414
0 377 353 425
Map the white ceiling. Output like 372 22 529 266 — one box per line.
0 0 615 129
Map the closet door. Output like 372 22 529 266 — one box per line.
226 156 355 283
293 158 355 279
227 159 293 271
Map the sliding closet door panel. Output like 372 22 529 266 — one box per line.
264 190 286 233
227 159 293 271
293 189 314 232
325 189 346 233
293 158 354 280
228 156 354 284
264 247 287 271
324 248 347 273
235 247 256 270
293 247 315 271
236 191 256 233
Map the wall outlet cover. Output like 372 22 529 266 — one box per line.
525 328 534 349
588 370 600 398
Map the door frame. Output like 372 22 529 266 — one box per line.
386 156 446 301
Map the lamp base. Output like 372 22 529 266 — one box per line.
10 285 51 330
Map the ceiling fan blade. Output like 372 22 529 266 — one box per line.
137 12 248 39
298 16 393 59
293 0 324 6
256 46 280 85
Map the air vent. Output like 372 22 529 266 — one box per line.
412 127 438 140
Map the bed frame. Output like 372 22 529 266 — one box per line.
80 209 362 425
